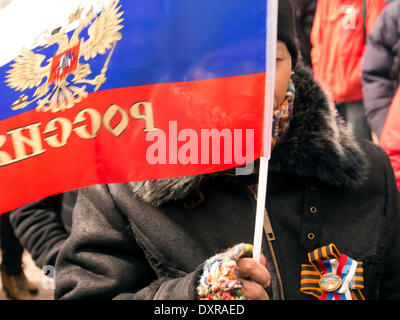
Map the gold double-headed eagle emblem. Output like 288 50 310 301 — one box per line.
5 0 124 112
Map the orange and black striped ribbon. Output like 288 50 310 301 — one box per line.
300 243 365 300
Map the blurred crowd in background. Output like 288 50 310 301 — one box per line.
1 0 400 300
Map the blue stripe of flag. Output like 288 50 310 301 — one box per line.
0 0 266 121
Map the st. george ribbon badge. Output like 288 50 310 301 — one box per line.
5 0 123 113
300 243 365 300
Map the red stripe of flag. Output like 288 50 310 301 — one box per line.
0 73 264 213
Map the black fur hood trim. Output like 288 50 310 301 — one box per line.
269 68 369 187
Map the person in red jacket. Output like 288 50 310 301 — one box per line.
311 0 387 140
380 85 400 191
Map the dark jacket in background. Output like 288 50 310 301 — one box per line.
54 69 400 300
362 0 400 138
291 0 317 67
9 190 76 268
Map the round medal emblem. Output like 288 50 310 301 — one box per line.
319 273 342 292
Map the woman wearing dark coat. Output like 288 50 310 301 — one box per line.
362 0 400 139
54 0 400 300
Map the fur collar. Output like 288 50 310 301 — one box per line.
128 68 370 207
269 68 369 187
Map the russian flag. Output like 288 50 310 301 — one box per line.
0 0 269 214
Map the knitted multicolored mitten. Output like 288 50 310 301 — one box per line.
197 243 253 300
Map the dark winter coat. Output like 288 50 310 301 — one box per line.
9 190 76 268
54 68 400 300
362 0 400 138
291 0 317 67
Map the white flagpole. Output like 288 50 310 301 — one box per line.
252 0 278 262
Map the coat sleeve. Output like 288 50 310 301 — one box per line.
9 194 68 268
54 184 203 300
380 86 400 190
378 146 400 299
362 2 399 137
